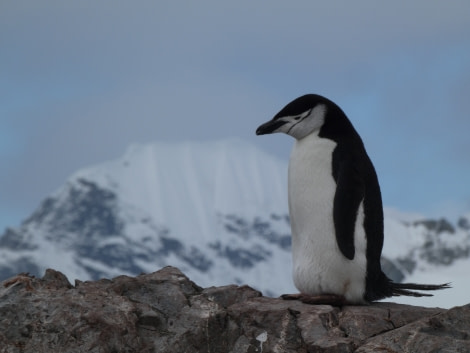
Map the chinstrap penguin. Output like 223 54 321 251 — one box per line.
256 94 450 305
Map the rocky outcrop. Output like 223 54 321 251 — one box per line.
0 266 468 353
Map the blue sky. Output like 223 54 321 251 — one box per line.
1 1 470 232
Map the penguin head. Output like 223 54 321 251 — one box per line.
256 94 331 140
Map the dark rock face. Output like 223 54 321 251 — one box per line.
414 218 455 234
223 214 292 251
1 267 468 353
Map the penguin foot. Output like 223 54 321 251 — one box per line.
281 293 347 306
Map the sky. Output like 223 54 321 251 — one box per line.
1 1 470 233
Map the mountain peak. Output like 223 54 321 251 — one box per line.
0 139 293 295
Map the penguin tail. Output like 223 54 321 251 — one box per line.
391 282 451 297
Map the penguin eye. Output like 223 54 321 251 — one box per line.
294 116 301 121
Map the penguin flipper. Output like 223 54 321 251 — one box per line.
333 161 365 260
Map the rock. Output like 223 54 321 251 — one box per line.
414 218 456 234
0 266 468 352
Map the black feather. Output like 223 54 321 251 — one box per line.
391 282 451 297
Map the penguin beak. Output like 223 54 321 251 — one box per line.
256 118 287 135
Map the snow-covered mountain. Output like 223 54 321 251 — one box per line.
1 139 468 307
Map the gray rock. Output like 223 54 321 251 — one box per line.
0 266 467 352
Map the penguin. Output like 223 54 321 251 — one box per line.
256 94 449 305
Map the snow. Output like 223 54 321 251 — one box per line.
384 257 470 309
72 138 288 246
381 210 470 308
382 216 425 258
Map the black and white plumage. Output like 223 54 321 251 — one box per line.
256 94 449 304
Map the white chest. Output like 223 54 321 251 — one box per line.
288 134 337 239
288 133 367 303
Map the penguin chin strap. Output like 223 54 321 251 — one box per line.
281 293 348 306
